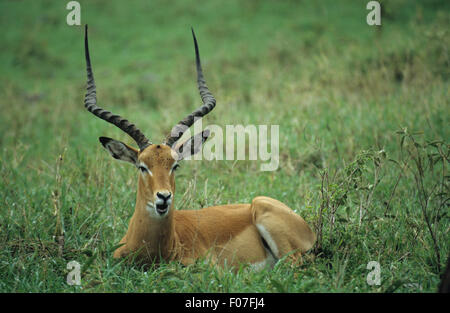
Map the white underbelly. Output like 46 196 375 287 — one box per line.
249 248 277 271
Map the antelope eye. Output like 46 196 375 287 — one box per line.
139 166 147 173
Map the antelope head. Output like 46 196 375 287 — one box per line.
83 25 215 218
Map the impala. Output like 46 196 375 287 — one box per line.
82 25 316 270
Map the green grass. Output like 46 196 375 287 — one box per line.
0 0 449 292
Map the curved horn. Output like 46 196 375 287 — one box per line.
84 25 151 150
165 28 216 147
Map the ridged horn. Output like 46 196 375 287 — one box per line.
83 25 151 150
165 28 216 147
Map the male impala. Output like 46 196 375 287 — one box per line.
83 25 315 270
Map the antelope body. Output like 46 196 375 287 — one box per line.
82 26 316 270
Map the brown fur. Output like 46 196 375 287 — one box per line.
112 144 316 269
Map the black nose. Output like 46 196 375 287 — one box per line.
156 192 172 201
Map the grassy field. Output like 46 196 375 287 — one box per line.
0 0 448 292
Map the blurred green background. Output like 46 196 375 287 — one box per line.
0 0 448 292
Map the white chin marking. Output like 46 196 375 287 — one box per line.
146 201 169 218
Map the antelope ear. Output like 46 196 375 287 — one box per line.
99 137 139 165
174 129 210 161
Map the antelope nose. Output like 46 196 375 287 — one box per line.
156 191 172 201
155 191 172 215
